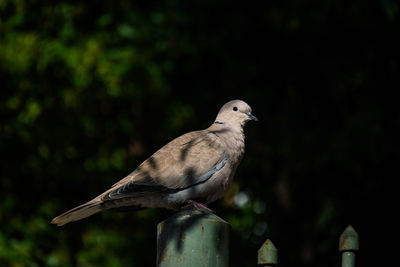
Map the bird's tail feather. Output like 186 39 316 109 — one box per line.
51 200 103 226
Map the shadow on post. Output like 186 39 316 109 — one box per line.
157 207 230 267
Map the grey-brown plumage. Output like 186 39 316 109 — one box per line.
51 100 257 226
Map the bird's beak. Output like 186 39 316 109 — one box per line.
247 113 259 121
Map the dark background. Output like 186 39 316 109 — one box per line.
0 0 398 266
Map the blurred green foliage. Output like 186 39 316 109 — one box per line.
0 0 398 266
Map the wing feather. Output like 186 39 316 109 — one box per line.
103 130 226 200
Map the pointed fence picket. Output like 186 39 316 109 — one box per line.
339 225 359 267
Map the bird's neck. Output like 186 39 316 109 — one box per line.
209 123 245 161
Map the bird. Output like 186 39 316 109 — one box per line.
51 100 258 226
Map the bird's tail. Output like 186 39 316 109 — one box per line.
51 200 103 226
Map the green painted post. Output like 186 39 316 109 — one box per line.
157 208 230 267
258 239 278 266
339 225 359 267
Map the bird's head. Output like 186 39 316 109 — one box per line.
214 100 258 126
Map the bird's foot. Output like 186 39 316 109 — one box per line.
184 200 215 213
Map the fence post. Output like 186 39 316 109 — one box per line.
258 239 278 266
339 225 359 267
157 207 230 267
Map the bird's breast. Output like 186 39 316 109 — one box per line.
223 130 246 162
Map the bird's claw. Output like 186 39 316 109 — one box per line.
183 200 215 213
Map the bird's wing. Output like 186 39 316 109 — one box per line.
102 130 227 200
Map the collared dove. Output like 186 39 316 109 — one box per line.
51 100 257 226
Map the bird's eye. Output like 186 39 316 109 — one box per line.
233 107 238 111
